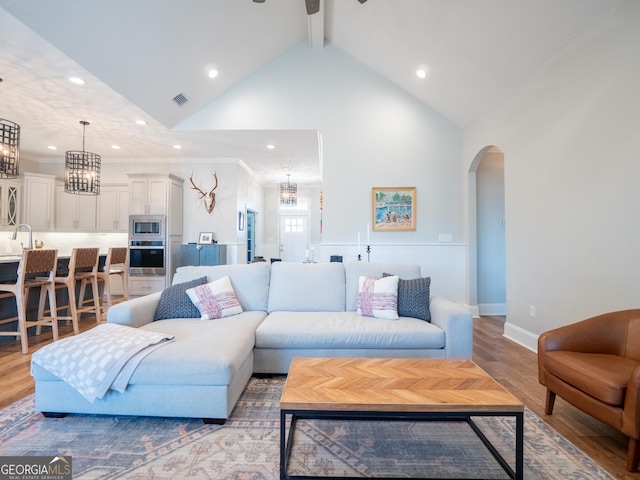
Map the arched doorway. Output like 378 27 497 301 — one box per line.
469 146 506 315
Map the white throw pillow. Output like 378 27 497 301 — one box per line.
186 276 243 320
356 275 399 320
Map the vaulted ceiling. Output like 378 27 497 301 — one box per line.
0 0 622 184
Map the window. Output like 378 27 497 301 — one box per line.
284 218 304 233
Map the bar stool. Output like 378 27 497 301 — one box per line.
46 247 101 334
0 249 59 354
96 247 129 313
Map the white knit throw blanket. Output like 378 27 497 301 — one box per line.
31 323 174 403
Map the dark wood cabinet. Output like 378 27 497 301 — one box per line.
180 244 227 266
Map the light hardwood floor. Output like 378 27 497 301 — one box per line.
0 315 637 479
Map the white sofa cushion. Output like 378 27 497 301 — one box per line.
174 262 271 312
129 312 265 386
255 311 445 350
267 262 346 312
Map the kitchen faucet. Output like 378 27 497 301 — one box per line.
12 224 33 250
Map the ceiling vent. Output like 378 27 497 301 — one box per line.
172 93 188 106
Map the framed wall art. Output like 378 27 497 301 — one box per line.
372 187 416 231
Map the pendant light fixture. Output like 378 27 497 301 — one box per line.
65 120 101 195
280 173 297 206
0 118 20 178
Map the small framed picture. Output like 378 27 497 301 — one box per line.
238 212 245 231
198 232 213 244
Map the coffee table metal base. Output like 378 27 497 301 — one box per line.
280 409 524 480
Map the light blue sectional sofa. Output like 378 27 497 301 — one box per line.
31 261 472 422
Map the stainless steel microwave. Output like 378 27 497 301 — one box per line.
129 215 166 239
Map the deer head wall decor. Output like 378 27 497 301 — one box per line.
189 171 218 214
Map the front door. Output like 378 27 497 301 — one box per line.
279 215 309 262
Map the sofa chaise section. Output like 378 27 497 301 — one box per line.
32 262 271 421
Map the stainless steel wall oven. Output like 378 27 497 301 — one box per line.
129 215 166 275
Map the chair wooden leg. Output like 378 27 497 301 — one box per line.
16 291 29 354
628 437 640 472
545 389 556 415
121 272 129 301
36 285 47 335
67 282 79 335
47 283 59 342
104 275 113 309
78 279 87 311
91 276 101 323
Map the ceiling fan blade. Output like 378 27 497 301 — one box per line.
305 0 320 15
253 0 265 3
357 0 367 3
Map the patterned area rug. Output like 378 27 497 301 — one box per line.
0 377 614 479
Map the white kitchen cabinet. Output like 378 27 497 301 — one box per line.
0 178 21 227
129 174 170 215
128 173 183 234
22 173 55 231
55 185 96 231
97 184 129 231
129 276 166 296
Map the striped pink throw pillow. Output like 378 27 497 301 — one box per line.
356 275 399 320
186 276 243 320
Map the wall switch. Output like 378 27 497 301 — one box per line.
438 233 453 242
529 305 536 318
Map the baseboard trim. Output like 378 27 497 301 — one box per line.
478 303 506 316
503 322 539 353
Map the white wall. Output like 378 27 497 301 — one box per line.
464 0 640 349
180 42 466 300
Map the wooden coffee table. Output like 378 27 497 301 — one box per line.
280 357 524 479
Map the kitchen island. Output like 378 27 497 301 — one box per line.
0 252 108 346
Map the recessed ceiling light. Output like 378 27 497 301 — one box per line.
135 119 147 125
69 77 85 85
267 144 275 150
111 145 120 150
416 66 430 79
173 144 182 150
208 69 219 79
47 145 57 150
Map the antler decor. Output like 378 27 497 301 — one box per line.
189 171 218 214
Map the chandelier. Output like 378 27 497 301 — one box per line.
280 174 297 206
65 120 101 195
0 118 20 178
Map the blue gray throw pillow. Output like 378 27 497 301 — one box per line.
154 276 208 321
384 273 431 322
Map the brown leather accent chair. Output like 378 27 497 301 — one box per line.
538 309 640 471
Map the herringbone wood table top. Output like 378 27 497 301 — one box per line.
280 358 524 413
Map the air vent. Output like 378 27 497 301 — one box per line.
172 93 188 106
